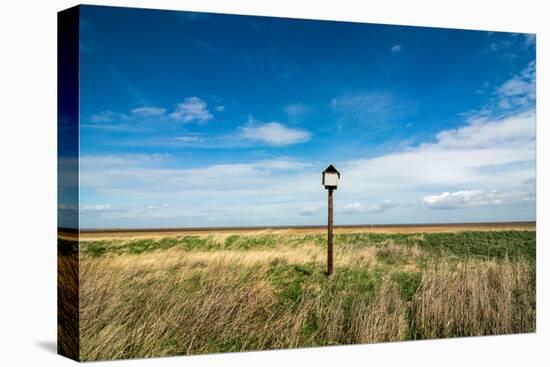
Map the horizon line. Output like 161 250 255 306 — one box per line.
59 220 536 234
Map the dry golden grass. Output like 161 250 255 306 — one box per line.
349 278 409 343
73 232 535 361
412 260 535 338
57 239 79 360
79 254 412 360
89 245 379 270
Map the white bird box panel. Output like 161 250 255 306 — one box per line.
324 172 339 186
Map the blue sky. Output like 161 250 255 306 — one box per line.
73 5 536 228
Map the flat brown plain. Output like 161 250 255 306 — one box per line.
69 222 535 241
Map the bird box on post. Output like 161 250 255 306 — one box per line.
322 164 340 276
322 164 340 190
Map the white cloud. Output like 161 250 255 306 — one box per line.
79 111 535 226
342 110 535 194
82 204 112 211
342 200 397 214
90 111 127 123
80 155 310 193
79 108 535 227
423 190 505 209
79 90 535 228
391 45 402 53
343 202 363 214
215 105 226 112
79 154 321 227
175 136 203 143
434 112 534 149
496 60 535 110
131 106 166 116
174 116 312 147
498 79 532 97
169 97 213 123
368 200 398 213
240 121 311 146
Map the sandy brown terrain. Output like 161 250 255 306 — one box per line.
63 222 536 241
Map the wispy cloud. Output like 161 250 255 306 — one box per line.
390 45 402 53
331 92 394 114
423 190 505 209
342 202 363 214
168 117 312 148
88 97 214 127
89 110 128 123
330 91 412 133
462 60 535 122
175 136 204 143
240 120 311 146
368 200 398 213
82 204 112 211
486 33 535 59
342 200 398 214
169 97 213 123
79 155 316 227
191 39 221 54
108 67 149 106
131 106 166 116
496 60 535 110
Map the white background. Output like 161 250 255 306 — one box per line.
0 0 548 365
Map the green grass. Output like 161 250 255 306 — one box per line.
81 230 536 261
391 271 423 301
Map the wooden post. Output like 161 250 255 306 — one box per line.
322 164 340 276
327 187 334 276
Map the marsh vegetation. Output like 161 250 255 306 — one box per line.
67 230 535 361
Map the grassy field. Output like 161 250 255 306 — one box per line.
60 229 536 361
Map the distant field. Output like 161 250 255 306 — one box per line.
69 221 535 241
59 226 536 361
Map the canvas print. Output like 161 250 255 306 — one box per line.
58 5 536 362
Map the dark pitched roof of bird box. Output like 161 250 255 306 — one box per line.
323 164 340 178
